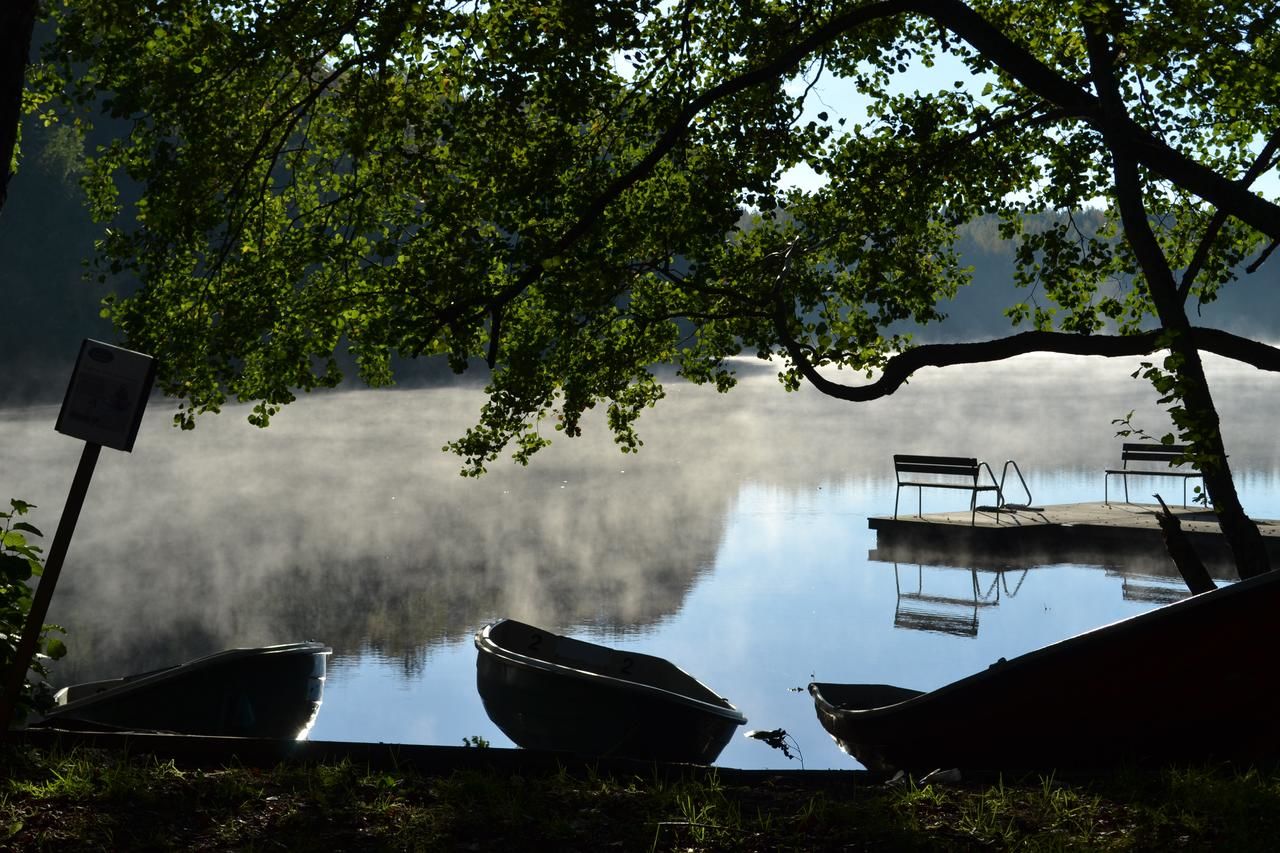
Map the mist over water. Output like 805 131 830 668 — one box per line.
3 351 1280 768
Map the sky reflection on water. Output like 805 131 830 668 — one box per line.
3 352 1279 768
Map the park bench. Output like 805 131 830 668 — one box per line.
1104 443 1204 507
893 455 1003 527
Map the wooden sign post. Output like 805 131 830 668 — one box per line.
0 340 155 734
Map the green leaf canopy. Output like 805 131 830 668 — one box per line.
36 0 1280 472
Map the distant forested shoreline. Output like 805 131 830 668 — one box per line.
4 116 1277 407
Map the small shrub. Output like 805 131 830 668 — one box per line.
1 499 67 724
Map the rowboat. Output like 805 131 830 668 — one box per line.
34 642 331 739
475 619 746 763
811 567 1280 772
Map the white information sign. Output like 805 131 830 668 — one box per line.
55 339 156 452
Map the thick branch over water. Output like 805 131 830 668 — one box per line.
788 328 1280 403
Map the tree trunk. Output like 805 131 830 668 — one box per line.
1166 340 1271 579
1085 17 1271 581
0 0 38 216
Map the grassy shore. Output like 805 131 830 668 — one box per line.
4 744 1280 851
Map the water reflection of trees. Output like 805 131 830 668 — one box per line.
45 462 730 683
7 353 1278 683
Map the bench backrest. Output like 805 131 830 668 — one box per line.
894 454 980 482
1119 443 1195 468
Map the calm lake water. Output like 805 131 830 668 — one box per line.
4 352 1280 769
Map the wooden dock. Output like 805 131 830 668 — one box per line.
869 501 1280 573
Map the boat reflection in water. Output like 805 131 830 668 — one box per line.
811 568 1280 772
475 619 747 764
35 642 331 740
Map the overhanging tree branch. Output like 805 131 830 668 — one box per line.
916 0 1280 239
413 0 920 350
1179 126 1280 300
1246 238 1279 275
777 326 1280 403
413 0 1280 354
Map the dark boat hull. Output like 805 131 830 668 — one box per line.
36 643 330 739
812 568 1280 772
476 620 746 764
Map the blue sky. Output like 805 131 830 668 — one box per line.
780 53 1280 202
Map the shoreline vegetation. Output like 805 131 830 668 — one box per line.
3 741 1280 850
